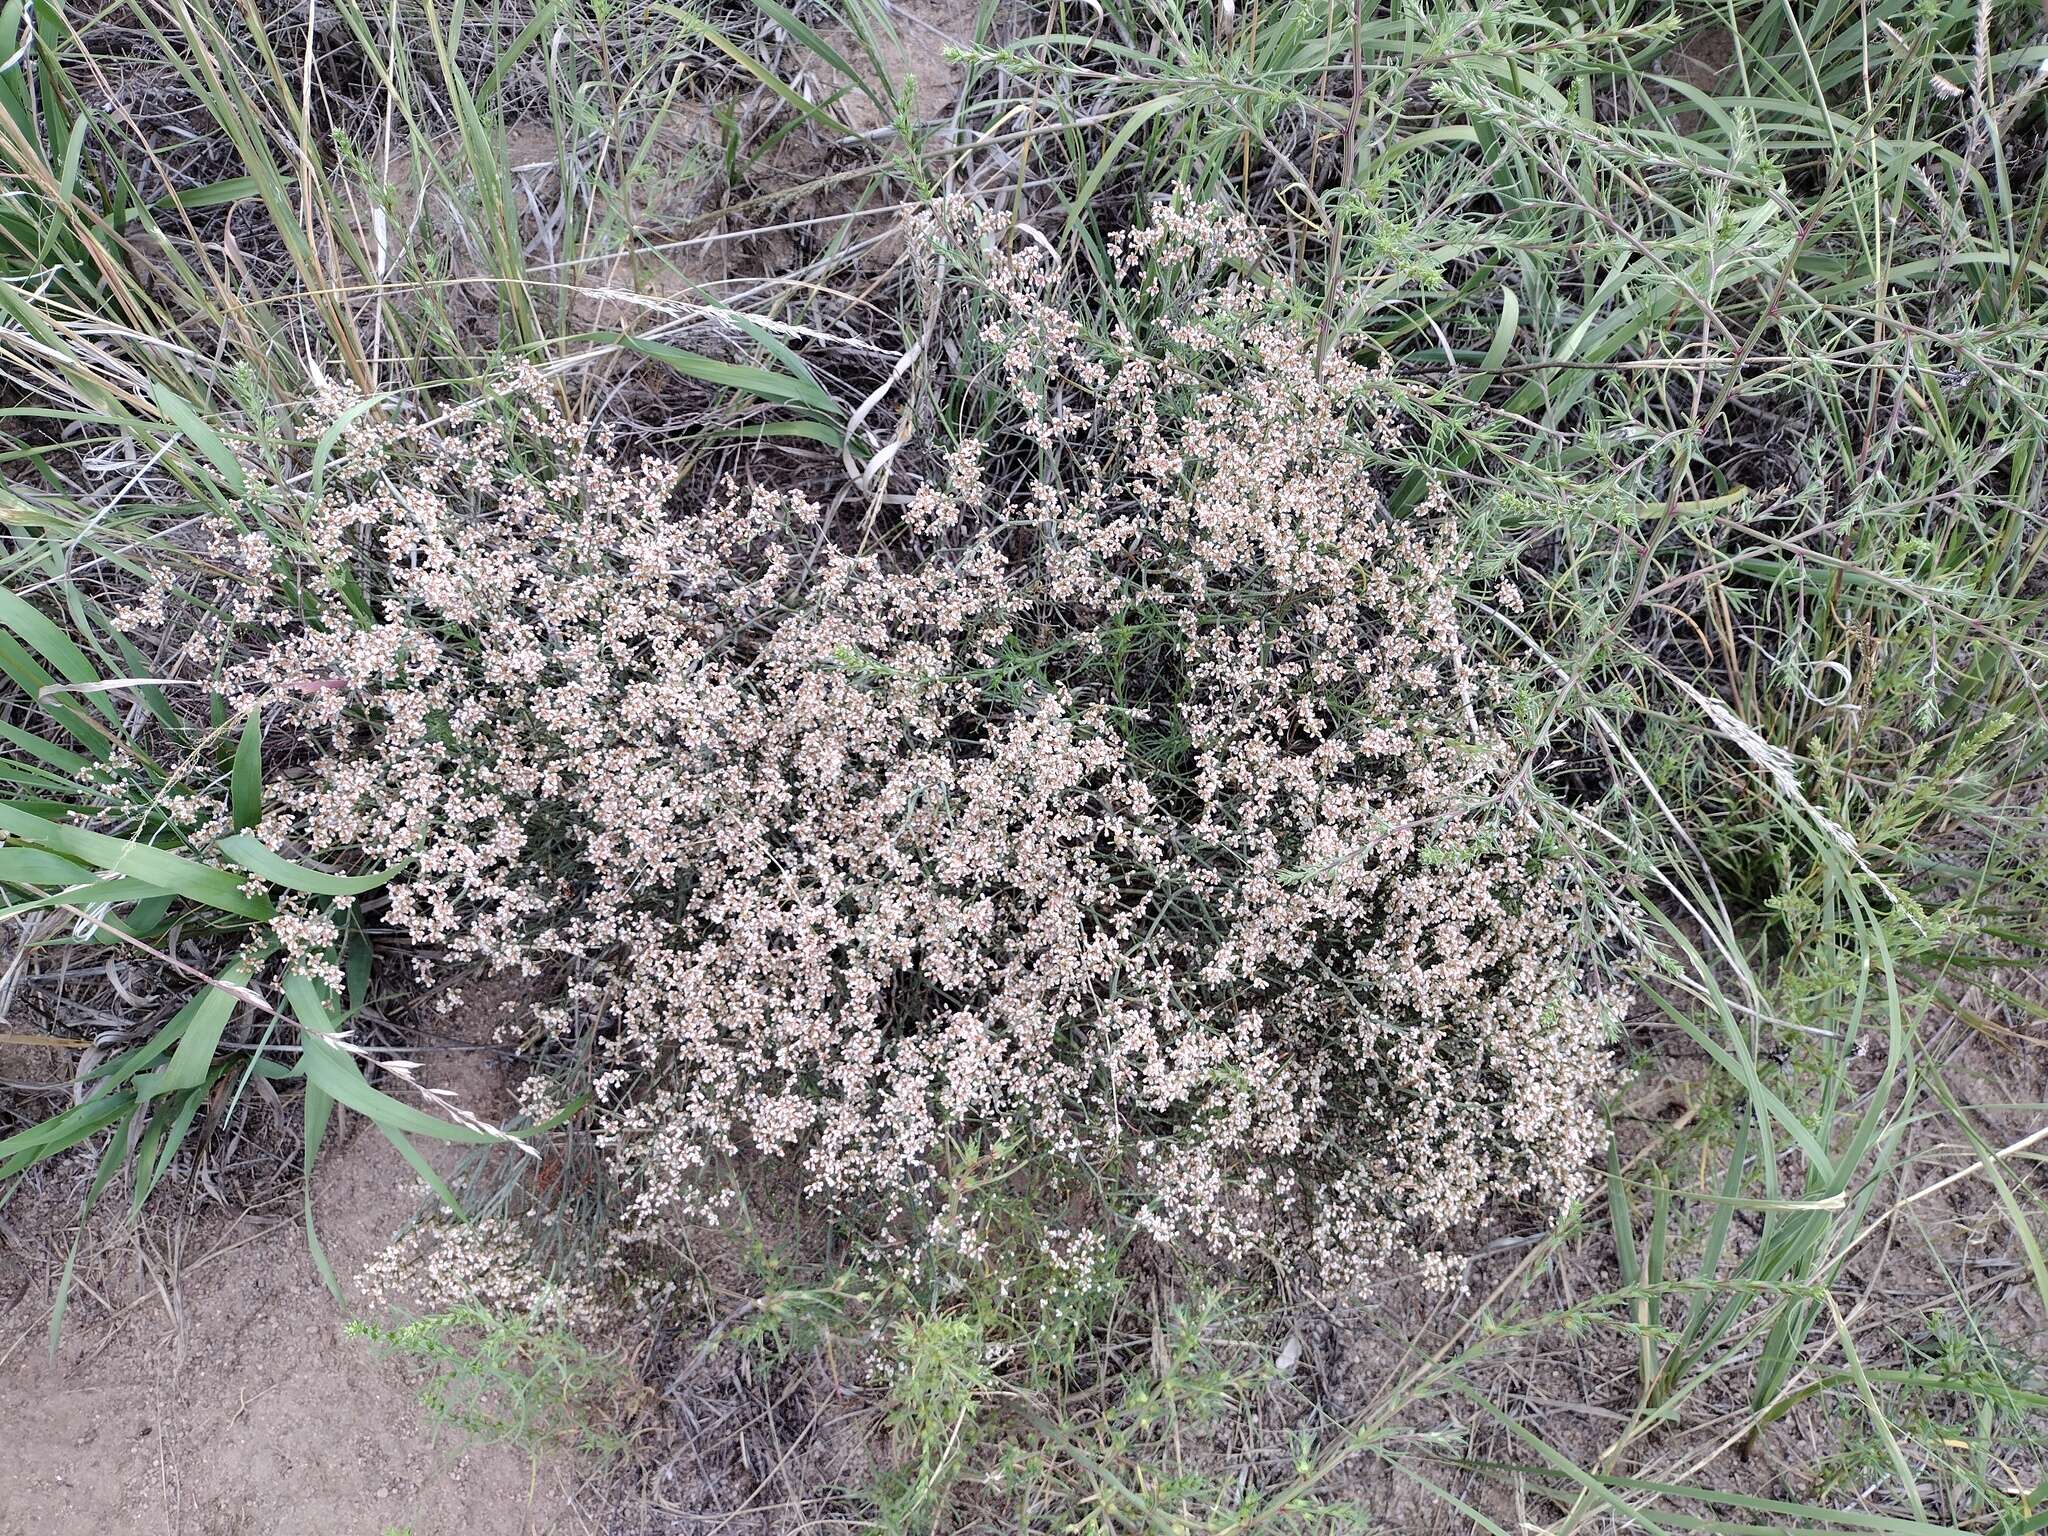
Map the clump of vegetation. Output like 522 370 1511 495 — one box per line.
348 1303 638 1457
196 198 1612 1294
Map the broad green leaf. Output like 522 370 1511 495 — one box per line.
216 832 399 897
283 975 500 1144
0 587 120 725
0 873 171 921
0 846 92 887
0 803 270 918
0 719 89 773
230 712 263 831
303 1081 340 1300
147 378 247 496
307 392 386 504
0 1088 134 1179
137 954 260 1100
0 631 110 752
617 334 834 412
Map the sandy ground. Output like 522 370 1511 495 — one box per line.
0 1069 587 1536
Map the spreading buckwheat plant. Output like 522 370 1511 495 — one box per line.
234 198 1612 1292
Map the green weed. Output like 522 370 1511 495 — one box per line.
348 1304 637 1459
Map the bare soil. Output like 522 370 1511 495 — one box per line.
0 1058 588 1536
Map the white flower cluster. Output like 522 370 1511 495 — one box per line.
243 200 1612 1292
359 1213 612 1329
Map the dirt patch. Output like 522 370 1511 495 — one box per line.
1653 24 1737 133
337 113 736 338
806 0 982 133
329 0 995 343
0 1045 586 1536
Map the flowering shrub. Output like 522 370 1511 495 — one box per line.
242 200 1611 1291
